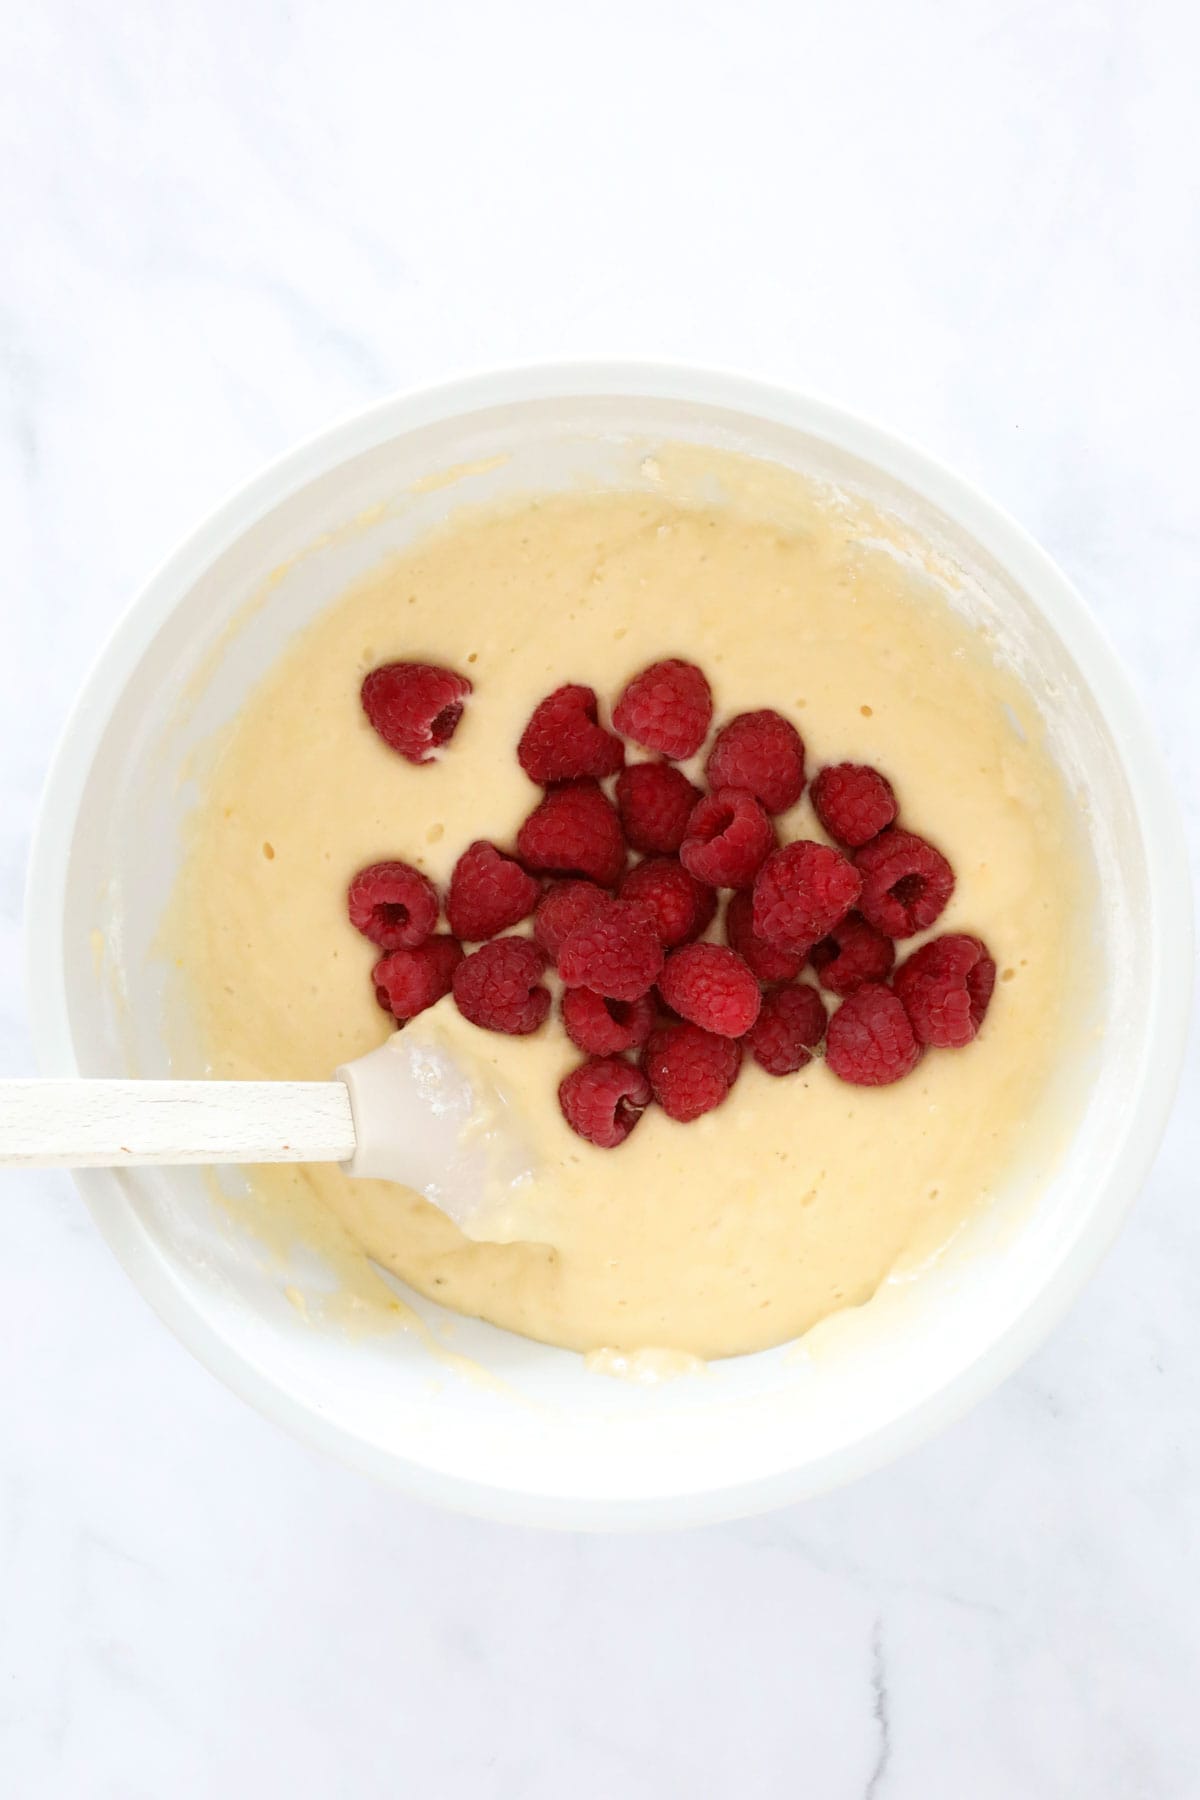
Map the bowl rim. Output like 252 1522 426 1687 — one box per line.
25 358 1193 1528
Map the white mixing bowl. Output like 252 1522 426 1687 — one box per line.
26 364 1191 1527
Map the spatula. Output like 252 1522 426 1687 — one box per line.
0 1031 535 1236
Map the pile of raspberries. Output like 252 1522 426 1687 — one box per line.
349 657 996 1149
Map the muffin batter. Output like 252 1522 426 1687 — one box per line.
170 469 1087 1358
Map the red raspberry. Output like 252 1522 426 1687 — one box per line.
811 763 898 848
746 982 827 1076
658 943 762 1038
517 683 624 785
562 987 656 1056
894 933 996 1048
451 937 550 1035
361 662 471 764
824 983 922 1086
619 858 717 949
532 880 611 961
752 841 861 952
705 710 806 815
724 889 806 984
558 900 664 1002
680 788 776 890
446 840 540 942
642 1023 742 1123
517 780 626 888
372 936 463 1021
559 1057 652 1149
855 829 955 937
612 659 713 761
809 910 895 998
615 762 702 855
347 860 439 951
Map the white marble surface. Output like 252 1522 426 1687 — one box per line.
1 2 1197 1793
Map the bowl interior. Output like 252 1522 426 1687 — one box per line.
38 382 1159 1523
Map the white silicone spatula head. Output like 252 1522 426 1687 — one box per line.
0 1017 537 1240
336 1027 537 1235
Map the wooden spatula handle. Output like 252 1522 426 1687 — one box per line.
0 1079 357 1168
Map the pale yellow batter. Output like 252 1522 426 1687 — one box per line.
170 466 1086 1359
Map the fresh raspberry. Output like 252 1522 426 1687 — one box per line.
347 860 439 951
517 683 624 785
516 780 626 887
723 889 806 984
809 910 896 998
811 763 898 848
562 987 656 1056
361 662 471 764
615 762 702 855
559 1057 652 1149
446 840 540 941
894 934 997 1048
558 900 664 1002
680 788 776 890
642 1023 742 1123
619 858 717 949
372 937 463 1022
855 829 955 937
451 937 550 1035
658 943 762 1038
705 710 806 815
824 983 922 1086
612 659 713 761
531 880 612 961
752 841 861 952
746 982 827 1076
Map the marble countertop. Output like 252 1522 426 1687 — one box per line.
2 2 1197 1794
